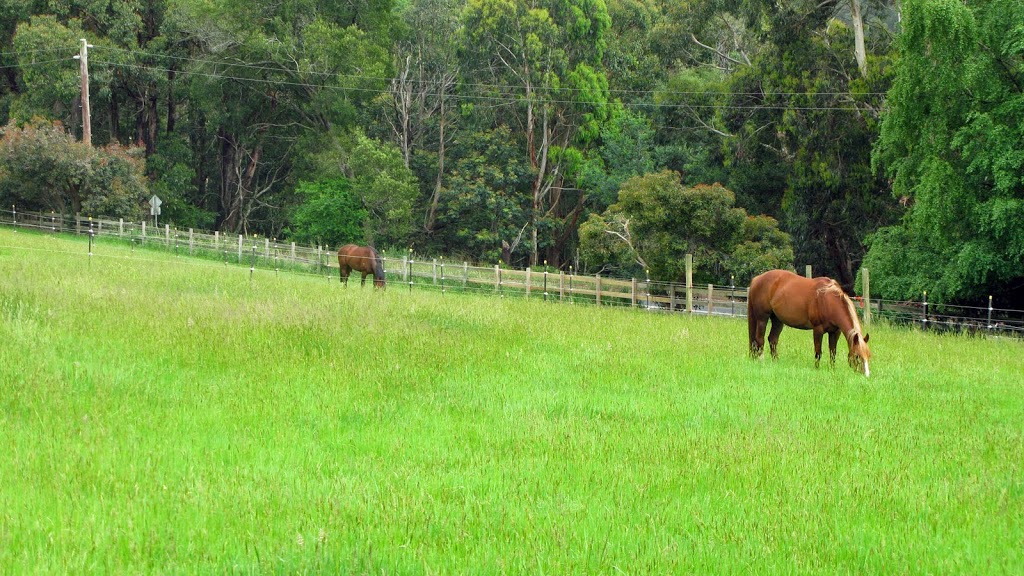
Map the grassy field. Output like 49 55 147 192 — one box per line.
1 228 1022 574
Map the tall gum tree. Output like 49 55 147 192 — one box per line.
461 0 610 267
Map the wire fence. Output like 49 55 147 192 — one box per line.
2 207 1022 338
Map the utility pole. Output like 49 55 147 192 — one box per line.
73 39 93 146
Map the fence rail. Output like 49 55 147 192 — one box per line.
2 208 1022 337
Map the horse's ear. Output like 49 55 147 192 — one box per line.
852 333 860 345
864 333 870 344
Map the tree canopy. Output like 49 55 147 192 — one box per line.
866 0 1024 304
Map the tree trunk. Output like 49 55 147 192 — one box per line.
530 107 550 267
851 0 867 77
218 128 239 232
425 92 446 234
166 69 176 134
109 94 120 143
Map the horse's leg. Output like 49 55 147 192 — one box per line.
767 315 784 360
340 267 350 287
828 330 840 365
813 327 825 367
361 272 368 287
749 314 767 358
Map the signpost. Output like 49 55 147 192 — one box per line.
150 195 162 227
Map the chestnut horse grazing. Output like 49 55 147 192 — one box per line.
748 269 871 376
337 244 386 288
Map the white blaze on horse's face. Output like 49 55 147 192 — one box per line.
864 361 870 378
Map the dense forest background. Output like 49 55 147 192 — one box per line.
0 0 1021 304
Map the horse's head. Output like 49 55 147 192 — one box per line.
847 332 871 377
371 252 386 289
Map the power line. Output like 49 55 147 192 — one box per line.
0 57 77 69
97 44 888 99
90 57 881 113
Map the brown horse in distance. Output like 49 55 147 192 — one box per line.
748 269 871 376
337 244 386 288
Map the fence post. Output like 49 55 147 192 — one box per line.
165 224 170 246
432 259 437 285
496 265 502 295
645 271 651 309
559 271 565 301
463 262 468 291
10 205 15 230
569 267 574 301
922 291 929 330
119 218 124 236
987 295 993 332
708 284 714 316
631 278 637 307
238 235 243 263
596 274 602 306
543 262 549 301
264 237 270 259
685 254 693 313
525 267 532 298
669 284 676 312
730 276 736 317
141 220 146 243
189 229 194 255
805 265 812 278
862 267 871 326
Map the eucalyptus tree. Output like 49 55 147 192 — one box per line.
167 0 395 234
460 0 611 267
381 0 462 237
654 0 899 287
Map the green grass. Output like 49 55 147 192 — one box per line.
1 228 1022 574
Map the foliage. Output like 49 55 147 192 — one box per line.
307 129 418 246
579 170 790 284
868 0 1024 304
435 127 535 264
146 135 216 230
286 178 367 248
0 118 146 220
728 215 796 284
9 16 82 127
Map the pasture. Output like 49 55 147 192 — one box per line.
1 228 1022 573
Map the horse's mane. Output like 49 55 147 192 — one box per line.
368 246 385 278
817 280 864 337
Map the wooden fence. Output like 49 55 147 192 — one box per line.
2 207 1022 335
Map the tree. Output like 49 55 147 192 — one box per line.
577 170 791 283
728 214 795 284
866 0 1024 304
307 129 418 247
0 118 147 219
286 178 367 248
461 0 611 267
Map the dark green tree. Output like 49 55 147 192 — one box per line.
287 178 367 248
866 0 1024 304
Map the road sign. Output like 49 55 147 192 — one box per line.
149 195 162 216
